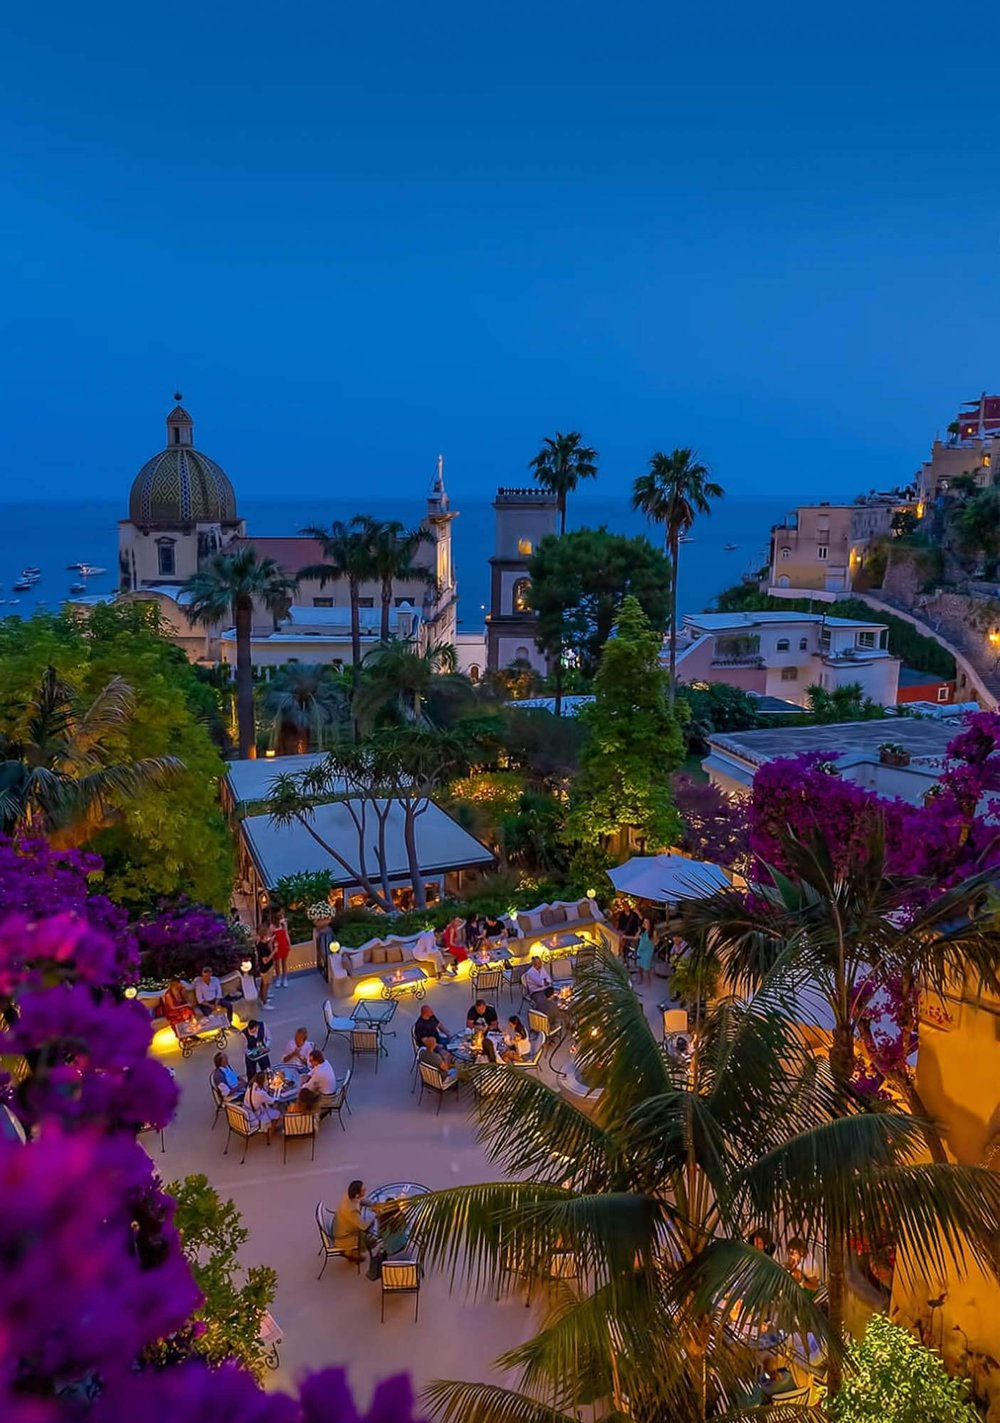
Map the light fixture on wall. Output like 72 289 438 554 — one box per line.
123 985 138 1000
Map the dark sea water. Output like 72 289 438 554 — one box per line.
0 495 790 630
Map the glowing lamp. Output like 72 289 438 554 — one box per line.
264 749 276 759
586 888 596 899
123 985 138 1000
240 959 253 974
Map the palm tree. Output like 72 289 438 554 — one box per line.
632 450 723 705
529 432 599 536
409 950 1000 1420
258 664 349 754
683 822 1000 1390
353 641 469 729
0 666 181 843
183 548 297 760
299 517 378 697
361 517 437 643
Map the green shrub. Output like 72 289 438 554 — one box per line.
828 1315 978 1422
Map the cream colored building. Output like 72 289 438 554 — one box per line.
914 434 997 506
115 398 460 664
769 495 913 594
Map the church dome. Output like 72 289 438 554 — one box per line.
128 397 238 526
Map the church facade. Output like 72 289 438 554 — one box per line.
116 397 460 667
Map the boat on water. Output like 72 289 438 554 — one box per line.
69 582 87 594
22 566 40 576
77 564 107 578
678 535 695 544
724 542 738 551
13 579 33 592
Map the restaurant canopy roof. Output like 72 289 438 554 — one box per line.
241 797 494 890
224 753 341 809
607 853 730 903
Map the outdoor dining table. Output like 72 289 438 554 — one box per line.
265 1062 306 1105
447 1028 506 1063
469 943 512 966
368 1180 431 1204
380 965 428 1002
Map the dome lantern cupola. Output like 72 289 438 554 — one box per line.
128 395 238 527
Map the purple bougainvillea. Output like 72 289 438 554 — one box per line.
0 841 423 1423
133 898 242 982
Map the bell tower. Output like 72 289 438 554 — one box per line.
165 392 194 448
424 454 458 643
486 486 558 673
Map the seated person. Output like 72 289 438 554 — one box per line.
415 1004 450 1045
282 1026 314 1068
245 1070 281 1134
418 1035 458 1082
301 1048 337 1101
412 927 448 978
751 1354 796 1404
482 913 506 941
504 912 521 939
464 913 484 951
747 1226 777 1258
366 1199 410 1280
332 1178 378 1260
466 998 499 1030
785 1237 821 1293
285 1086 316 1116
503 1014 533 1060
211 1051 245 1100
523 956 553 1003
194 965 238 1023
162 978 197 1029
538 984 569 1028
441 917 468 970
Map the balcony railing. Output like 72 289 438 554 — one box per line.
711 655 765 668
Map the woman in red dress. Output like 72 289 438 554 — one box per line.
441 916 468 973
161 978 196 1032
272 912 292 988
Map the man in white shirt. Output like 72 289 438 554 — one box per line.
411 927 447 978
194 966 236 1023
302 1049 337 1099
523 956 554 1016
282 1027 314 1067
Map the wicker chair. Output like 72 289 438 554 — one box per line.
222 1102 266 1164
417 1060 460 1114
528 1007 561 1050
282 1108 317 1164
315 1202 362 1278
471 966 503 998
511 1028 546 1072
317 1069 352 1130
380 1258 421 1322
350 1027 381 1072
550 956 573 983
209 1073 240 1130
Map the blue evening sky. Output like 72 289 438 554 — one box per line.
2 0 997 503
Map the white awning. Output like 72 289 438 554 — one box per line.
607 854 730 903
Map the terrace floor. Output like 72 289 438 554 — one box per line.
150 962 669 1407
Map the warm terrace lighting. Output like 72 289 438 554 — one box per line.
355 977 386 999
150 1025 180 1055
123 985 138 999
240 959 253 974
264 748 276 758
586 888 596 899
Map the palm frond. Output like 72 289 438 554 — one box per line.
464 1065 613 1189
422 1379 585 1423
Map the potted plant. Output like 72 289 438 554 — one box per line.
879 741 911 767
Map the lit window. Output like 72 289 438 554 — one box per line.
518 537 533 556
776 638 790 652
817 545 828 561
469 664 481 684
512 578 532 613
937 685 949 702
781 667 798 681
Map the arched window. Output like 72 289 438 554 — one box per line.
512 577 532 613
799 637 808 650
776 638 790 652
514 645 530 662
777 575 790 588
780 546 791 560
517 537 533 556
468 664 481 684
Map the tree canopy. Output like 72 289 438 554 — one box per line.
527 527 671 679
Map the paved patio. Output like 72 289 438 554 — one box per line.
150 963 665 1406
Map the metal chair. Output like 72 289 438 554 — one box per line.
511 1028 546 1072
315 1202 362 1278
380 1258 421 1322
528 1007 561 1051
550 956 573 983
318 1069 352 1130
222 1102 266 1164
662 1007 688 1041
350 1027 381 1072
417 1060 460 1114
209 1073 234 1130
282 1109 317 1164
471 966 503 998
504 960 531 1005
140 1122 166 1154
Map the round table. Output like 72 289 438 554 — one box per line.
265 1063 306 1104
368 1180 431 1204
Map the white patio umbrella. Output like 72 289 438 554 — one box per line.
606 853 730 904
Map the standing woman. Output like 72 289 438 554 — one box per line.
255 921 277 1010
272 910 292 989
635 916 657 986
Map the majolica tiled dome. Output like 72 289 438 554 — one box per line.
128 397 238 526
